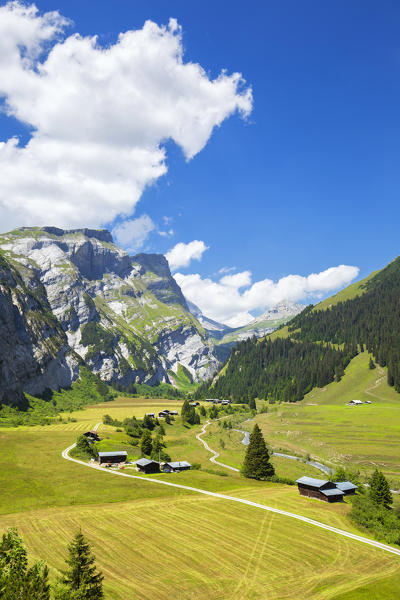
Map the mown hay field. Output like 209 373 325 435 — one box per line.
0 489 399 600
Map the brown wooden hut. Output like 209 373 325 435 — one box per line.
135 458 160 474
98 451 127 465
162 461 191 473
296 476 344 503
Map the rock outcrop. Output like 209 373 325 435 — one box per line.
0 227 219 398
0 254 79 404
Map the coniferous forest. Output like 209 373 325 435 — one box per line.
196 256 400 403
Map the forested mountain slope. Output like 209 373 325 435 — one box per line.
196 256 400 402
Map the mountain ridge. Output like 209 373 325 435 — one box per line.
0 227 219 403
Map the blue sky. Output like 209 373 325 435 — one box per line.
0 1 399 325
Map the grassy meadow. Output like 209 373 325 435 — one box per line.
249 352 400 486
1 391 400 598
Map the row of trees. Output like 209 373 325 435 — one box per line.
0 529 103 599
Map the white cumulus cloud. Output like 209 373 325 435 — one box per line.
112 215 156 253
0 2 252 231
166 240 209 271
175 264 360 327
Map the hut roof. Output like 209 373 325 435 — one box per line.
296 476 329 488
321 488 344 497
98 451 127 458
135 458 159 467
336 481 358 491
165 461 191 468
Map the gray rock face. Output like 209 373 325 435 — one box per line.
0 255 79 404
0 227 219 395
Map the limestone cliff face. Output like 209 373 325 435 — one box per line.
0 254 79 404
0 227 219 394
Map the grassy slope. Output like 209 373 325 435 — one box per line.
314 270 379 311
1 395 400 598
167 363 198 393
252 352 400 486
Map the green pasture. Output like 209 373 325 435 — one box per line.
200 420 326 480
1 388 400 598
252 353 400 485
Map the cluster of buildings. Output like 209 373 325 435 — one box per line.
157 409 179 418
135 458 191 474
296 476 357 502
347 399 372 406
205 398 231 405
97 451 191 474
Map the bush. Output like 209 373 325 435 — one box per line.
267 475 295 486
204 468 228 477
350 495 400 544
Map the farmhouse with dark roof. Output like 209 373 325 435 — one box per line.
135 458 160 474
98 451 127 465
296 476 357 502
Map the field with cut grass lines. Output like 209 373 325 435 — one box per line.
1 491 399 600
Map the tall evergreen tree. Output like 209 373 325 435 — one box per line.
248 397 256 410
241 424 275 480
0 528 50 600
369 469 392 508
60 532 103 600
140 429 152 456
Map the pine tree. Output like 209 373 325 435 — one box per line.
0 528 50 600
140 429 152 456
241 424 275 480
60 531 103 600
369 469 392 508
142 414 155 430
369 357 376 370
249 397 256 410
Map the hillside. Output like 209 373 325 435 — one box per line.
197 255 400 403
0 227 219 402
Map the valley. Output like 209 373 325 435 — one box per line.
2 232 400 598
1 375 400 598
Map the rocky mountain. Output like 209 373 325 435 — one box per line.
198 300 304 362
186 300 231 335
0 253 79 404
0 227 219 401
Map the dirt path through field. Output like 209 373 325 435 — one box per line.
365 366 386 401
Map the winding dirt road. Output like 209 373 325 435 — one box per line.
61 422 400 557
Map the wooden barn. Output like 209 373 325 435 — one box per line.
296 476 344 503
162 461 191 473
135 458 160 474
98 451 127 465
